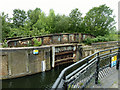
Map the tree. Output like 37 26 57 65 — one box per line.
26 8 50 36
69 8 83 33
55 14 70 33
33 12 46 30
31 12 50 36
27 8 42 26
0 12 11 40
1 5 116 40
84 4 116 36
46 9 56 33
13 9 27 28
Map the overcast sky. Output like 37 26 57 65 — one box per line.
0 0 119 29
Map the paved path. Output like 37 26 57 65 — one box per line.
92 66 119 88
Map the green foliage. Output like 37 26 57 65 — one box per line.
0 12 11 39
83 34 117 45
98 80 101 84
27 8 42 25
2 39 8 47
78 83 84 87
84 4 116 36
83 37 92 45
105 33 118 41
1 5 117 42
55 14 70 33
33 38 42 46
46 9 56 33
94 36 109 42
13 9 27 28
69 8 83 33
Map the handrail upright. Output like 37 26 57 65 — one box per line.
116 47 120 70
95 52 100 84
109 50 112 67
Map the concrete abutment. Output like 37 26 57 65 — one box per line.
0 41 118 79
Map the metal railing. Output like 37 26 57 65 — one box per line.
52 47 120 89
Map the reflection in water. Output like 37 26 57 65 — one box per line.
2 62 73 88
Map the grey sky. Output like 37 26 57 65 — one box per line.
0 0 119 29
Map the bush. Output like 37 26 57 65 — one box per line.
33 38 42 46
105 34 118 41
2 39 8 47
83 35 117 45
96 36 108 42
92 38 98 43
83 37 93 45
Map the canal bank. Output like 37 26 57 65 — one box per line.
1 44 82 80
2 62 74 88
1 41 118 89
0 41 118 80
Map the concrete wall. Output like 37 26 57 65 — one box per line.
0 46 51 79
0 41 118 79
81 41 118 58
91 41 118 48
0 44 81 79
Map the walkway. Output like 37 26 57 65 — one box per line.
92 66 119 88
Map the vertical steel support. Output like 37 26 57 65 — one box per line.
51 35 53 44
63 73 67 90
95 52 100 84
60 35 62 44
116 47 120 70
109 49 112 67
68 34 69 43
41 37 44 45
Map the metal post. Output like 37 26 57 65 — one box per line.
64 81 68 90
60 35 62 44
95 52 100 84
116 47 120 70
41 37 44 45
68 34 69 43
63 73 67 90
51 35 53 44
109 50 112 67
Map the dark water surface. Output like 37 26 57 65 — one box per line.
2 63 73 89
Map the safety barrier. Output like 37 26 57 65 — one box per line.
52 47 120 89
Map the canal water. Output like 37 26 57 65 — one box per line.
2 63 73 89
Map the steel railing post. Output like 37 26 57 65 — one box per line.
110 49 112 67
95 52 100 84
63 73 68 90
116 47 120 70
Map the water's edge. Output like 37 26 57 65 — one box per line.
2 62 73 88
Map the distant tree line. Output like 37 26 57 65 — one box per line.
0 4 117 40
